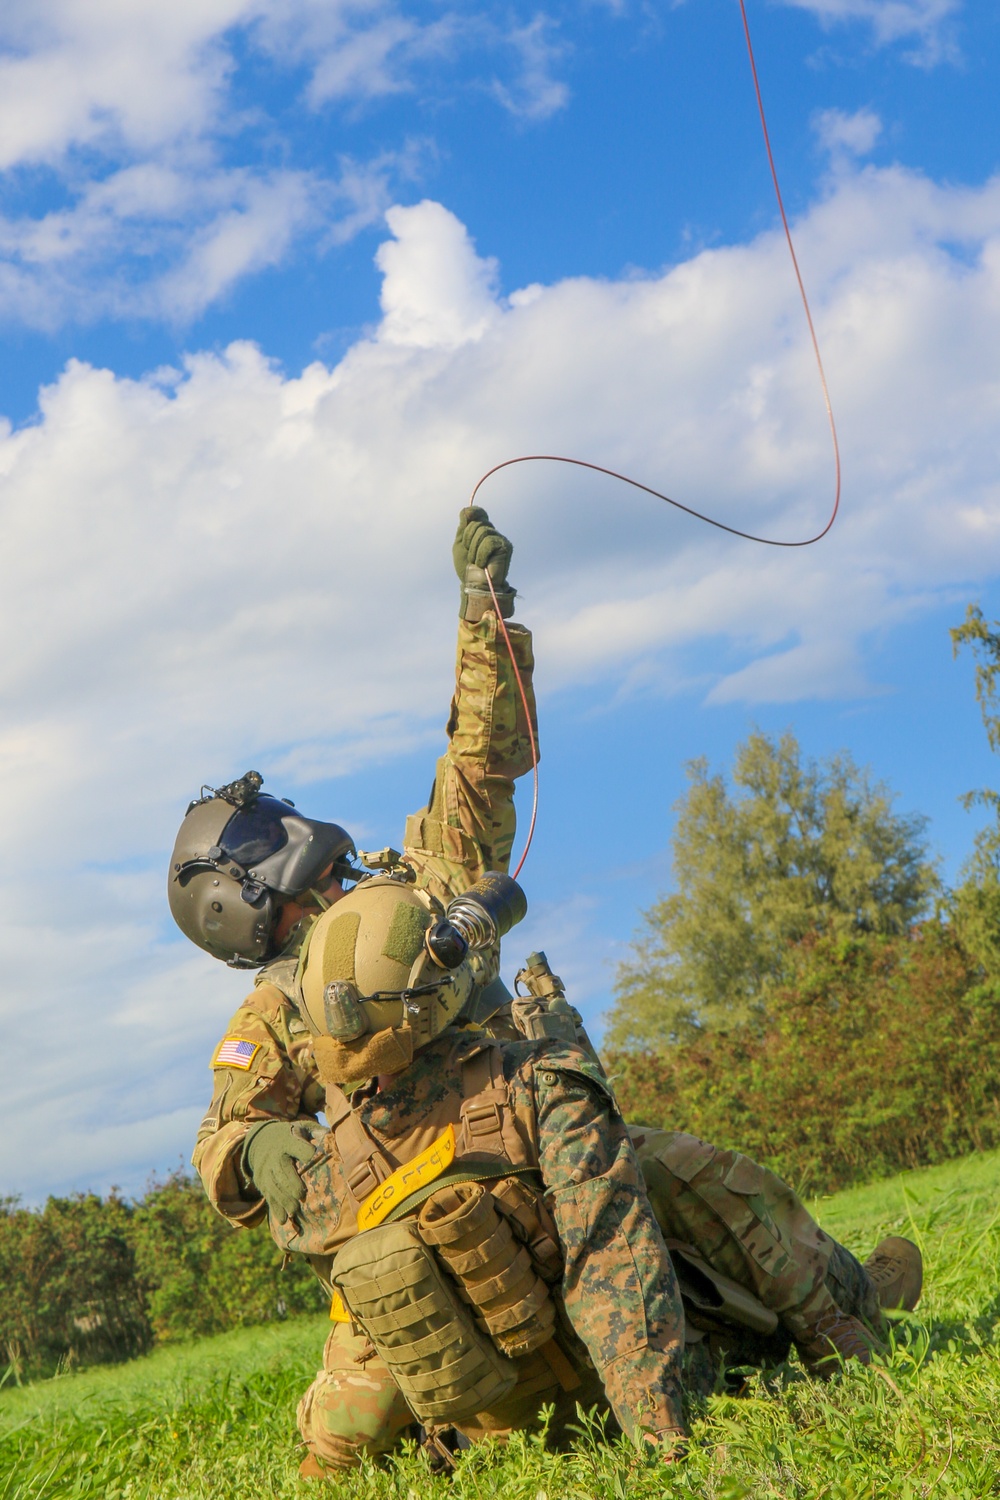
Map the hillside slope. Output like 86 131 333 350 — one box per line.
3 1149 1000 1498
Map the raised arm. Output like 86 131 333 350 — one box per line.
404 507 538 906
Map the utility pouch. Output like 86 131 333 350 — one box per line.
418 1181 556 1358
665 1238 778 1337
511 995 577 1045
331 1221 517 1423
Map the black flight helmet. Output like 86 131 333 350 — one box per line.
168 771 355 967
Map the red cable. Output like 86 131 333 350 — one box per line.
474 0 841 876
484 569 538 882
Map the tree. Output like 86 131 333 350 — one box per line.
950 605 1000 972
605 729 936 1048
607 923 1000 1196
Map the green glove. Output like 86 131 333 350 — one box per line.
242 1121 316 1222
453 506 516 621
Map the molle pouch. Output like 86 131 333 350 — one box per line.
418 1181 556 1358
331 1221 517 1423
489 1174 563 1282
510 994 578 1045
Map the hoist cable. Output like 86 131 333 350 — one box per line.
484 569 538 882
474 0 841 878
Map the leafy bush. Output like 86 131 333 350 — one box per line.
0 1191 151 1381
130 1171 325 1343
608 923 1000 1196
0 1173 325 1382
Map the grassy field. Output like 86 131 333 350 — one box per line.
3 1149 1000 1499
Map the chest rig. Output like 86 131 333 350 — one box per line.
320 1038 560 1272
316 1036 585 1426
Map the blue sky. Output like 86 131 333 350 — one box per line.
1 0 999 1199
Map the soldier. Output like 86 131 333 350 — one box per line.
222 871 920 1475
174 505 535 1217
171 507 921 1473
251 870 689 1468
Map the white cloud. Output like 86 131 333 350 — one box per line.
778 0 961 65
376 200 500 346
0 2 573 329
0 155 412 327
490 15 569 121
813 106 883 159
3 162 1000 1195
0 0 253 168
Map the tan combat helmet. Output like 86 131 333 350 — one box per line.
300 871 526 1087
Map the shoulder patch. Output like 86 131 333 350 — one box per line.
212 1036 262 1071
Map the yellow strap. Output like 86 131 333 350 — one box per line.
329 1290 352 1323
356 1123 456 1233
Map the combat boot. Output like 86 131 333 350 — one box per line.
793 1309 875 1377
863 1236 923 1312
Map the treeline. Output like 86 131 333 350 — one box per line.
606 607 1000 1197
0 1173 325 1384
610 921 1000 1196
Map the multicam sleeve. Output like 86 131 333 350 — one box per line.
527 1049 686 1447
191 982 323 1226
403 613 537 906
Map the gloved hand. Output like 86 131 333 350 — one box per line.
453 506 516 621
241 1120 317 1222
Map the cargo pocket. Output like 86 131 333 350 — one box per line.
715 1152 791 1280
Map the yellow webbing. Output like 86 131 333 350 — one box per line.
356 1124 457 1233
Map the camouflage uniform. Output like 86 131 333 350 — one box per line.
191 608 881 1467
265 1031 685 1467
633 1129 881 1390
192 609 537 1220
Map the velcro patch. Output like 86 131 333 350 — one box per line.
212 1036 262 1071
382 900 428 967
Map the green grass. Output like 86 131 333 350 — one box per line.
4 1150 1000 1498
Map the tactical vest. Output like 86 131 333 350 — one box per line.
281 1032 589 1425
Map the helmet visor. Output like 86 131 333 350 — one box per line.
220 796 292 867
222 797 354 897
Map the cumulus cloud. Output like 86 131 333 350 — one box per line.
376 200 500 346
0 2 577 329
3 162 1000 1196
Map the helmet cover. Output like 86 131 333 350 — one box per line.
300 875 473 1056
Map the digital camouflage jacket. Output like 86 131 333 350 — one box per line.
266 1030 685 1447
193 612 537 1223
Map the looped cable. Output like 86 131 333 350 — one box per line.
473 0 842 877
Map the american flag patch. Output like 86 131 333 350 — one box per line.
212 1036 261 1071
